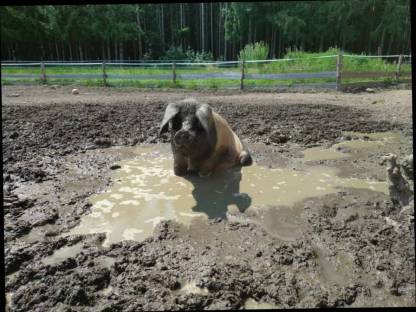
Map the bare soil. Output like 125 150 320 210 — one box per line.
3 85 414 310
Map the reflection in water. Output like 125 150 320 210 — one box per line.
184 167 251 219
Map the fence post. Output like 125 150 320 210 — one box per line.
40 62 46 83
396 54 403 83
102 61 107 86
336 52 343 91
172 62 176 85
240 58 245 90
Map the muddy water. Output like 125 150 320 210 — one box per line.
302 131 405 161
66 144 388 246
244 298 279 309
172 281 210 295
17 224 57 244
6 292 13 310
41 241 84 265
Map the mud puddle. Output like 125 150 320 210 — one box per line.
65 144 387 246
244 298 279 309
314 246 355 285
41 241 84 266
6 292 13 310
172 281 210 295
17 224 57 244
302 131 405 161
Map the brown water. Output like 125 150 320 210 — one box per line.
41 241 84 265
6 292 13 310
65 144 388 247
302 131 404 161
17 224 57 244
172 281 210 295
244 298 279 309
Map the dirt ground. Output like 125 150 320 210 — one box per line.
3 85 414 310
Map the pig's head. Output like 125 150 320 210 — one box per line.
159 99 217 158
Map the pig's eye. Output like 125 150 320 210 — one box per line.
171 115 181 131
194 119 204 132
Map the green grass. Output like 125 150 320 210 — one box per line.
2 48 411 89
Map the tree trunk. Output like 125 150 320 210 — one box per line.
248 16 252 44
41 44 45 60
13 43 17 61
114 40 118 61
102 42 105 60
69 43 73 61
387 35 394 55
224 3 228 60
218 3 221 59
136 6 143 58
319 36 324 52
211 3 214 55
170 5 174 46
160 4 165 51
271 26 276 58
107 41 111 60
380 28 386 55
55 40 60 61
201 3 205 52
341 32 346 51
84 44 88 61
278 29 282 58
120 42 124 61
49 43 53 60
61 41 66 60
79 41 83 61
180 3 184 49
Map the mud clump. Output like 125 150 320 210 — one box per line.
381 153 413 208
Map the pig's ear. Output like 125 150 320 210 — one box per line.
160 103 180 136
196 103 214 134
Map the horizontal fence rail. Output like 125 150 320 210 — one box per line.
1 53 412 90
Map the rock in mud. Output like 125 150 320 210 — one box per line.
94 138 112 147
335 146 352 153
269 131 289 144
110 164 121 170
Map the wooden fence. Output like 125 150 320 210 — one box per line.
338 53 412 90
1 53 412 90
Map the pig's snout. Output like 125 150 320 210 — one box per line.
174 130 192 145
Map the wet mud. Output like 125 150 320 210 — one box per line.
3 86 414 310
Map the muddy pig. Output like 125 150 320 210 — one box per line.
159 98 252 177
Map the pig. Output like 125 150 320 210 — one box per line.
159 98 252 177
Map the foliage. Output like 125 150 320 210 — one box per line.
1 1 411 61
159 46 214 62
239 41 269 73
160 46 188 60
185 50 214 62
239 42 269 61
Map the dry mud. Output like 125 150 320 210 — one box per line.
2 85 414 310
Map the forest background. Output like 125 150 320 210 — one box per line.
0 1 411 62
